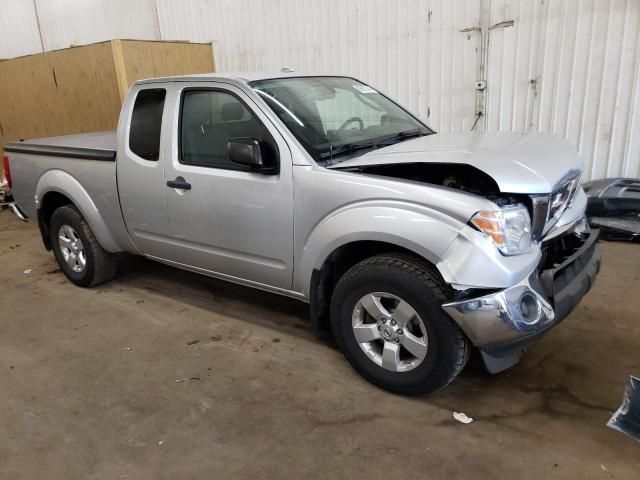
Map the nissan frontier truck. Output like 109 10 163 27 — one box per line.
4 73 600 395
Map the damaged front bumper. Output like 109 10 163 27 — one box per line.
443 226 601 372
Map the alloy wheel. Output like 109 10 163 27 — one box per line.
58 224 87 273
351 292 428 372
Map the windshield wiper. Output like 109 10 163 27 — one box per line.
375 129 429 146
319 130 429 164
319 142 379 162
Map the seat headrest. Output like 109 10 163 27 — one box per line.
183 93 212 130
221 102 244 121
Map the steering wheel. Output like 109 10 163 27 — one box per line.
338 116 364 132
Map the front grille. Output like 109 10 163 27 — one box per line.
530 173 581 240
530 195 550 241
539 230 586 270
546 175 581 231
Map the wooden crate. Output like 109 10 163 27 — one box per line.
0 39 214 152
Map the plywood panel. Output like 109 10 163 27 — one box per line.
0 40 214 153
0 41 121 150
115 40 214 101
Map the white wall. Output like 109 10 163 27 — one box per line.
0 0 42 57
1 0 638 180
485 0 640 180
35 0 160 50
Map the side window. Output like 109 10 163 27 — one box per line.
129 88 166 161
180 90 277 170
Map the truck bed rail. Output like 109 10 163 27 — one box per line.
4 143 115 161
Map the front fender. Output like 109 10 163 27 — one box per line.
437 225 541 289
294 201 465 296
36 169 122 252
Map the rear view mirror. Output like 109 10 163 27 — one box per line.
228 137 272 172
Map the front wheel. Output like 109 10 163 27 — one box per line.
330 254 470 395
50 204 118 287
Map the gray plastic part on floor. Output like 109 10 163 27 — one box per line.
607 375 640 442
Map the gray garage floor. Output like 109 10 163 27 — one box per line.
0 210 638 479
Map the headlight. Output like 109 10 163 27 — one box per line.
471 204 532 256
548 176 580 228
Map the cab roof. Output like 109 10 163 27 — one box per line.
135 71 345 86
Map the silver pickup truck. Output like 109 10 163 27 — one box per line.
4 73 600 395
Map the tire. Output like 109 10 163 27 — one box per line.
50 204 118 287
330 253 469 395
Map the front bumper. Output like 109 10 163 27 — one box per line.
443 227 600 369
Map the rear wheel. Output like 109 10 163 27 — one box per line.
50 205 118 287
330 254 469 395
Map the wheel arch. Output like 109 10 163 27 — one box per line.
36 170 121 252
296 204 465 336
37 190 73 250
309 239 451 337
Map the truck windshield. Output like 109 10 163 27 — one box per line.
250 77 432 165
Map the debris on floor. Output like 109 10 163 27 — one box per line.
0 183 13 207
175 377 201 383
23 269 32 274
452 411 474 424
584 178 640 242
607 375 640 442
590 215 640 242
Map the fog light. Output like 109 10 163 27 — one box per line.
518 292 541 325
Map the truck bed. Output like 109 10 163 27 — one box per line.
4 131 135 254
5 131 116 160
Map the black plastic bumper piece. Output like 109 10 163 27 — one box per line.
480 229 601 370
539 229 601 322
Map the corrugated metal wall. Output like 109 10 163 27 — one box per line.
1 0 638 180
34 0 160 51
0 0 43 57
156 0 483 131
485 0 640 179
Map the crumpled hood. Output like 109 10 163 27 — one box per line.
330 131 583 194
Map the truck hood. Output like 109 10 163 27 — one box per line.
329 131 582 194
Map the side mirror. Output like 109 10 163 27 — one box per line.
228 137 269 172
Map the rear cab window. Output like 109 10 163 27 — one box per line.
129 88 166 161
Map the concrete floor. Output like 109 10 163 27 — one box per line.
0 210 638 479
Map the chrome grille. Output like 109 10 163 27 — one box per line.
531 173 581 240
545 175 581 233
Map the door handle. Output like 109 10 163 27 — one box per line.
167 177 191 190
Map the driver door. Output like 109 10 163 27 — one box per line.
163 83 294 289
